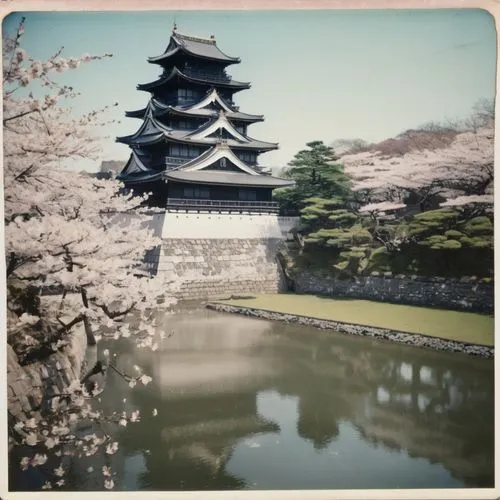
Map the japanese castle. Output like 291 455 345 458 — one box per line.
117 26 294 213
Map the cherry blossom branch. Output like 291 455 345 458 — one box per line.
108 363 152 387
98 303 136 320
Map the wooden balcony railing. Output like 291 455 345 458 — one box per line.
164 156 191 165
166 198 279 213
182 67 231 83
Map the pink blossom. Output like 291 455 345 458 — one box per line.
45 437 57 449
106 442 119 455
25 433 37 446
16 49 26 62
20 74 31 86
67 57 80 69
30 61 43 77
54 465 65 477
24 417 37 427
359 202 406 213
104 479 115 490
32 454 48 466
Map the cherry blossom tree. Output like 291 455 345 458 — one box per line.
341 118 494 214
4 18 177 489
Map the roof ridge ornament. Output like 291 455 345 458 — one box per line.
176 32 215 45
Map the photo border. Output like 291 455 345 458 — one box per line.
0 1 498 499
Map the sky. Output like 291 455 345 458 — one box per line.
3 9 497 172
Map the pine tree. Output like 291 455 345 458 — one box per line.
274 141 351 214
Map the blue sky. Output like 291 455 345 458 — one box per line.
3 9 497 172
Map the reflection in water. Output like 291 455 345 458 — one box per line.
47 307 494 490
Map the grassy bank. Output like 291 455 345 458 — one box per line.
218 294 494 346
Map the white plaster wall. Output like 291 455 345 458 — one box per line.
112 211 298 241
162 212 283 239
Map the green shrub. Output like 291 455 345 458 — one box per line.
462 216 493 236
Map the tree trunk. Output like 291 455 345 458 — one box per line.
80 288 96 346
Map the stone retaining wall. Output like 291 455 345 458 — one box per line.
294 273 494 313
207 303 494 358
7 324 87 421
149 238 285 300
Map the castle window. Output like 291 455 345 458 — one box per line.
170 145 200 158
177 88 200 105
183 186 210 199
178 88 197 98
236 151 256 164
238 189 257 201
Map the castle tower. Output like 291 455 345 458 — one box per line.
117 29 294 212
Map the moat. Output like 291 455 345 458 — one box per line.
11 305 494 490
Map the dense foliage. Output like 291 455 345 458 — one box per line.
273 141 351 215
277 104 494 280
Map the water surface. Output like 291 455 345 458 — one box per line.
16 306 496 490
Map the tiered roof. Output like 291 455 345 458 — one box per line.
116 112 277 151
166 170 294 188
120 152 164 183
148 31 241 65
137 67 251 93
126 90 264 123
117 29 294 192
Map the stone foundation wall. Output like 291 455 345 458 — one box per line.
7 324 87 421
295 273 493 313
119 212 298 301
150 238 285 300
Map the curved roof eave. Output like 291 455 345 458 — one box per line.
148 31 241 66
118 152 161 182
147 46 181 63
160 106 264 123
179 144 259 175
137 67 250 92
186 114 248 142
116 132 165 146
118 172 164 184
125 107 148 118
164 134 278 151
148 46 241 65
164 170 295 188
188 88 234 112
